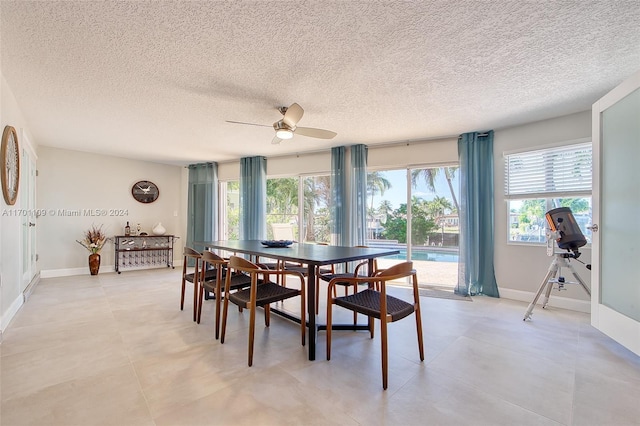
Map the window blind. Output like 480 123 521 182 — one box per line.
504 142 592 199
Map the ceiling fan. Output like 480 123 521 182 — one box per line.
226 103 337 145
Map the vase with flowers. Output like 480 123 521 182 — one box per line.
76 225 110 275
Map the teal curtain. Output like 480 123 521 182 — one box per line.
187 162 218 252
240 156 267 240
351 144 368 246
331 146 347 246
456 131 499 297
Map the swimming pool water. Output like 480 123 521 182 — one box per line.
384 249 459 263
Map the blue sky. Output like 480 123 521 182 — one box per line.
369 168 459 210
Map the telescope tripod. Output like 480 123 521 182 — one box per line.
523 252 591 321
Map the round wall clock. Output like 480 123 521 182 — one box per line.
1 126 20 205
131 180 159 203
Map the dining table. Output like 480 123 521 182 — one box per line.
196 240 400 360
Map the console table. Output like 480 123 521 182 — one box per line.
114 235 176 273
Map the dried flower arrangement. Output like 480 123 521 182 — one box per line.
76 225 110 254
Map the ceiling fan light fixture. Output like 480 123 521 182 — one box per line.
230 104 336 144
275 128 293 139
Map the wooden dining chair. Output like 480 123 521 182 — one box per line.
315 245 379 313
181 247 219 321
269 223 310 285
220 255 306 367
326 261 424 390
197 251 252 338
180 247 203 322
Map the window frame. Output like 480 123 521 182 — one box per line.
504 138 592 247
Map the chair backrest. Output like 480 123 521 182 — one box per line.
271 223 295 240
374 261 414 280
182 247 202 272
201 250 225 266
183 246 201 260
201 250 226 273
228 255 261 273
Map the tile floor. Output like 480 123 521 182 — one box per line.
1 268 639 426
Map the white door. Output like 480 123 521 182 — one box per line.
591 70 640 356
21 131 37 291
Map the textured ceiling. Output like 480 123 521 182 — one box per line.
1 1 639 166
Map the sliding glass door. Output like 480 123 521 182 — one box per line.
409 166 459 287
220 180 239 239
367 166 459 288
303 175 330 243
266 177 299 240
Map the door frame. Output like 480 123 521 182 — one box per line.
20 129 37 292
591 69 640 356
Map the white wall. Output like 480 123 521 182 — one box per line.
218 150 332 181
494 111 592 312
1 73 37 332
368 137 459 169
37 147 185 276
218 138 459 182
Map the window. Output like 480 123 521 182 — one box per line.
504 141 592 244
265 175 331 242
303 175 330 243
366 166 460 287
266 177 299 239
220 180 239 239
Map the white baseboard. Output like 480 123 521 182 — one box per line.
41 264 116 278
1 293 24 333
23 272 41 301
41 259 181 278
499 288 591 313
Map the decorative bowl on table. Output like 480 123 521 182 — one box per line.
261 240 294 248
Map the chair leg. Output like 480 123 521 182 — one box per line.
180 261 187 310
315 277 320 313
300 291 306 346
350 284 357 325
214 281 222 339
180 278 186 311
415 307 425 362
412 274 425 361
380 318 388 390
193 280 199 322
326 295 333 360
220 290 230 344
197 283 204 324
264 303 270 327
248 301 256 367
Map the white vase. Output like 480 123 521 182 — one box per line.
152 222 166 236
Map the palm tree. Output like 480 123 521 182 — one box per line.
427 196 453 219
303 175 330 241
377 199 393 221
367 172 391 210
411 167 459 212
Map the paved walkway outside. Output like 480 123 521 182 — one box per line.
377 258 458 288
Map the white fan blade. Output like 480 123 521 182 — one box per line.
226 120 271 128
271 135 283 145
282 103 304 127
295 127 337 139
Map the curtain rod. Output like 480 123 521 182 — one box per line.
458 132 489 139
